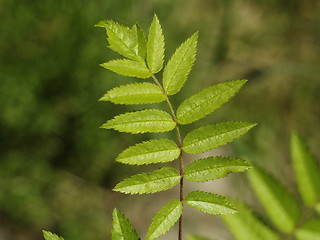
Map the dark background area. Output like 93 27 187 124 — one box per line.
0 0 319 239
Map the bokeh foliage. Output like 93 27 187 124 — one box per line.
0 0 319 239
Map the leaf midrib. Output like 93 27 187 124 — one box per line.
165 37 195 91
148 204 181 238
178 89 223 121
117 174 180 190
120 148 179 161
186 125 249 148
187 164 249 176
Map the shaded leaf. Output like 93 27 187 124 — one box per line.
43 231 64 240
117 139 180 165
177 80 247 124
247 167 301 233
113 167 181 194
100 20 142 61
99 82 165 105
291 131 320 207
132 24 147 60
183 121 256 154
101 109 176 134
101 59 151 79
163 32 198 95
147 14 164 73
221 201 279 240
112 208 139 240
146 200 182 240
185 156 252 182
185 191 237 215
295 219 320 240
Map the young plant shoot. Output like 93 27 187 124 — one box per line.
95 14 255 240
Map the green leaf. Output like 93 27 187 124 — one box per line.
187 234 214 240
43 231 64 240
101 109 176 134
113 167 181 194
291 131 320 207
99 82 165 105
101 20 142 61
221 201 279 240
185 156 252 182
146 200 182 240
183 121 256 154
295 219 320 240
185 191 237 215
163 32 198 95
247 167 301 233
117 139 180 165
177 80 247 124
316 203 320 215
147 14 164 73
112 208 140 240
132 24 147 60
101 59 151 79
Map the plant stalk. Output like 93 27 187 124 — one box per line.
151 74 184 240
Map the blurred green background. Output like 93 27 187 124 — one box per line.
1 0 319 239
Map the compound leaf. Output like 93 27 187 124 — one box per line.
117 139 181 165
295 219 320 240
99 82 165 105
185 156 252 182
113 167 181 194
101 59 151 79
185 191 237 215
247 166 301 233
177 80 247 124
183 121 256 154
99 20 142 61
43 231 64 240
101 109 176 134
163 32 198 95
291 131 320 207
147 14 164 73
221 201 279 240
112 208 139 240
146 200 182 240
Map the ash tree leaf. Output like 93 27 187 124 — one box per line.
177 80 247 124
100 20 142 61
43 231 64 240
163 32 198 95
185 156 252 182
295 219 320 240
112 208 139 240
291 131 320 207
101 59 151 79
187 234 214 240
146 200 182 240
247 166 301 233
132 24 147 60
113 167 181 194
185 191 237 215
101 109 176 134
183 121 256 154
221 201 279 240
117 139 180 165
99 82 165 105
147 14 164 73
